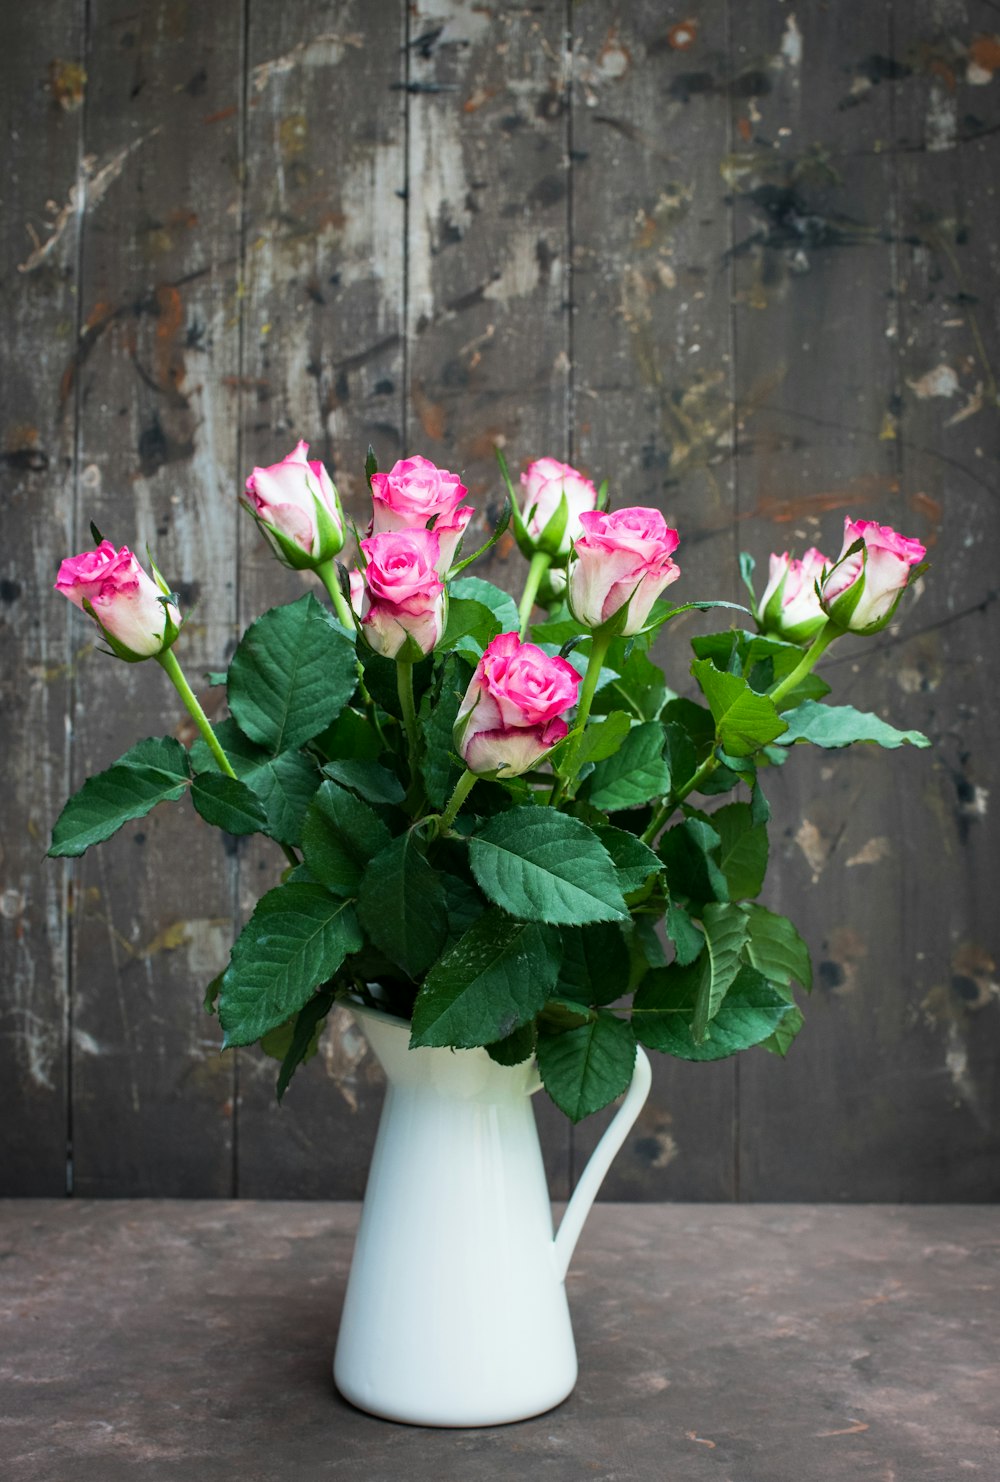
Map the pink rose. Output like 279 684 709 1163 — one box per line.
244 440 344 568
55 541 180 659
568 508 680 635
756 547 829 644
820 518 926 633
431 502 474 574
370 455 469 538
357 529 446 659
454 632 580 777
518 458 599 561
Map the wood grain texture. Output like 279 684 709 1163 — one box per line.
67 0 243 1195
1 0 997 1199
0 0 83 1193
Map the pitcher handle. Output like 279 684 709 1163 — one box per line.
552 1046 652 1281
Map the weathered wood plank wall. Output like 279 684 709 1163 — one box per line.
2 1 997 1199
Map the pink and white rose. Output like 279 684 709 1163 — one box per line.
756 547 829 644
429 502 474 574
244 440 344 568
454 632 580 777
370 455 469 536
568 507 680 635
55 541 180 659
820 518 926 633
357 529 446 659
518 458 600 561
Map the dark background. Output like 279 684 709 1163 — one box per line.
2 0 997 1201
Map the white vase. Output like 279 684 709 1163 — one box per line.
333 1001 652 1427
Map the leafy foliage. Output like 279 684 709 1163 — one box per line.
52 451 931 1114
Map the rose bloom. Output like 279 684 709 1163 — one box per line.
820 518 926 633
357 528 446 659
56 541 180 659
370 455 469 535
454 632 581 777
244 440 344 567
756 547 829 645
568 507 680 635
519 458 599 560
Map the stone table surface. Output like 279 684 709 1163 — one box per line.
1 1202 997 1481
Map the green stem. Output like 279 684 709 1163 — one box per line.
157 648 237 778
639 751 720 846
434 768 479 837
156 647 298 869
518 550 552 638
317 558 355 631
397 660 420 782
549 628 612 806
768 619 841 709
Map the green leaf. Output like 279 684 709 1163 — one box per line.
301 780 391 896
581 722 671 811
357 831 449 978
448 496 512 577
574 710 633 769
48 736 191 857
190 773 268 836
759 999 805 1058
218 884 362 1047
448 576 519 637
227 593 357 754
775 700 931 750
441 596 501 656
711 802 769 900
659 817 729 906
632 962 792 1061
420 652 473 809
275 991 333 1101
691 658 788 757
410 910 560 1047
537 1011 637 1123
691 901 751 1043
191 720 321 846
594 825 662 897
743 903 813 993
321 758 404 805
439 869 487 946
556 922 630 1006
597 644 667 721
487 1020 537 1066
469 808 628 926
665 902 704 966
312 707 382 762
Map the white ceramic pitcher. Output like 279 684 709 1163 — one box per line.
333 1001 652 1427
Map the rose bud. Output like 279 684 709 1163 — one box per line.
357 529 446 660
516 457 600 563
370 455 469 536
243 440 345 569
454 632 581 778
55 541 180 661
348 568 365 620
755 547 829 644
568 507 680 636
820 518 927 634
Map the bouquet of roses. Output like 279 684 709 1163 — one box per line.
49 444 930 1120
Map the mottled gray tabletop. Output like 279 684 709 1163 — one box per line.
1 1202 997 1481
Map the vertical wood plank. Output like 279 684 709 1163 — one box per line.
235 0 408 1198
729 1 1000 1199
570 0 738 1199
865 0 1000 1198
404 0 574 1195
69 0 244 1195
0 2 84 1193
